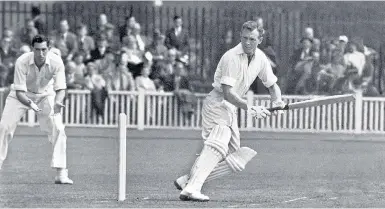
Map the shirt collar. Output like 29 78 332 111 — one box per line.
234 43 255 55
29 52 51 66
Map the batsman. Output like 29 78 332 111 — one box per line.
0 35 72 184
174 20 285 201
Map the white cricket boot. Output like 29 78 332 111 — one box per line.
179 189 209 202
54 169 73 185
174 174 189 190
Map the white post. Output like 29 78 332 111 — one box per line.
246 91 254 129
137 88 145 130
28 109 35 127
354 90 363 134
118 113 127 201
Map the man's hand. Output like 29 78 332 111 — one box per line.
272 100 286 115
29 101 42 112
248 105 271 119
53 101 65 114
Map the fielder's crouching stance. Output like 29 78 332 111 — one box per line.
174 21 285 201
0 35 73 184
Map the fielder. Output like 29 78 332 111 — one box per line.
174 21 285 201
0 35 73 184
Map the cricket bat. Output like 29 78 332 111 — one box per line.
267 94 355 112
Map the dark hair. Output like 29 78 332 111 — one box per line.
31 34 49 47
300 37 313 44
31 6 41 16
173 15 181 21
241 21 265 38
76 24 87 31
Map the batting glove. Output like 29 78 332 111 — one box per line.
248 105 271 119
272 100 286 115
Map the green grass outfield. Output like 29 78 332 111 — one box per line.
1 127 385 207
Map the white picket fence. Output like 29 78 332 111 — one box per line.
0 88 383 134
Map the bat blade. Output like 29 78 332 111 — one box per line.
268 94 355 112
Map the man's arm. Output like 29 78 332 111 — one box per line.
222 84 248 110
267 83 283 102
53 59 67 105
55 89 66 104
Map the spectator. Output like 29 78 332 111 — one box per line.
94 49 116 79
147 31 168 78
122 35 145 77
0 37 17 70
31 6 46 35
75 24 95 61
19 19 39 46
53 19 78 61
0 64 8 88
159 60 189 92
88 36 109 63
65 61 84 89
48 32 62 57
104 23 120 52
73 53 86 82
165 15 189 54
3 28 19 51
106 52 135 91
295 51 321 94
317 50 346 94
135 63 157 91
119 16 136 41
93 13 109 36
303 27 314 40
312 38 321 52
338 35 349 53
84 62 106 90
320 39 337 64
132 23 147 52
344 41 366 76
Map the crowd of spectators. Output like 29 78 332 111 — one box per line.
0 7 197 120
285 27 380 96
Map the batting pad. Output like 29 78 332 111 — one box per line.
204 125 232 158
206 147 257 182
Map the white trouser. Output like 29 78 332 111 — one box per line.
0 91 67 169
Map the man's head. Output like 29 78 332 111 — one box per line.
59 19 69 33
31 35 50 65
76 24 88 37
3 28 13 38
26 19 35 30
105 23 115 38
66 61 77 74
31 6 41 18
167 48 177 62
174 61 185 76
173 16 183 28
126 16 136 28
86 62 97 75
240 21 264 56
312 38 321 51
300 38 313 50
347 42 358 53
254 16 264 28
133 23 141 35
303 27 314 39
96 37 108 48
98 14 108 26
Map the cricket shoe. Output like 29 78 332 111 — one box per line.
179 190 209 202
54 169 73 185
174 174 189 190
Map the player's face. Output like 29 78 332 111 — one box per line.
33 41 49 65
240 28 261 56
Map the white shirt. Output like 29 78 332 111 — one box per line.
212 43 277 98
344 51 366 75
11 51 66 94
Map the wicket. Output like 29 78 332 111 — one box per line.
118 113 127 201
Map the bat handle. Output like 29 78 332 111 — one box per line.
267 104 289 112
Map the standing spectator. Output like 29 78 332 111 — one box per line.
165 16 189 54
53 19 78 62
19 19 39 46
31 6 46 35
93 13 109 36
338 35 349 53
104 23 120 52
75 24 95 61
132 23 147 52
119 16 136 41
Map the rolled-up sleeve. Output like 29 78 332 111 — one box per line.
220 54 238 87
258 55 278 88
13 60 27 92
53 59 67 91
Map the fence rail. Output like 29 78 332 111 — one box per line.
0 88 380 134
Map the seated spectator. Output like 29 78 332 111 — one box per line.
338 35 349 53
159 61 189 92
106 52 135 91
344 41 366 76
320 39 337 64
147 31 168 75
104 23 121 52
48 32 62 57
94 49 116 79
286 38 314 94
317 50 346 94
122 35 145 77
312 38 321 52
88 36 109 63
165 16 189 55
3 27 20 51
84 62 106 90
65 61 84 89
135 63 157 92
53 19 78 62
19 19 39 46
295 51 321 94
76 24 95 61
31 6 46 35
